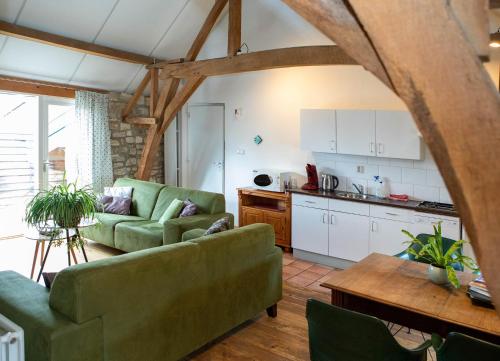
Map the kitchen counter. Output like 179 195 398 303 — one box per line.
289 188 459 217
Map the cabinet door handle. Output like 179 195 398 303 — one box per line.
305 200 316 204
330 214 336 225
322 213 327 224
371 221 378 232
385 212 399 217
378 143 384 154
370 142 375 154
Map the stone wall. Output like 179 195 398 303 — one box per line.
108 93 164 184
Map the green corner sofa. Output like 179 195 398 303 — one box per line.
0 224 282 361
82 178 234 252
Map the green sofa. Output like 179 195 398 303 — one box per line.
0 224 282 361
82 178 234 252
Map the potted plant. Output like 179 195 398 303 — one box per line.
402 222 478 288
25 181 98 248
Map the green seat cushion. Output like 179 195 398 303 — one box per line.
114 221 164 252
158 199 184 224
113 178 165 219
181 228 207 242
82 212 145 247
151 186 226 221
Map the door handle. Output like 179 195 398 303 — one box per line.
371 221 378 232
385 212 399 217
42 160 51 172
330 214 336 225
370 142 375 154
377 143 384 154
322 213 327 224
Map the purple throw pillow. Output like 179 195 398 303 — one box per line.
99 195 131 215
180 199 197 217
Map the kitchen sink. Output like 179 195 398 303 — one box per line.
335 191 369 200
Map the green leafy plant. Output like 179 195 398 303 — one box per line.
402 222 478 288
25 181 98 248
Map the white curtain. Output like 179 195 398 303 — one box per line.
67 91 113 192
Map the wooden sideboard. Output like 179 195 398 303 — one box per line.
238 188 291 252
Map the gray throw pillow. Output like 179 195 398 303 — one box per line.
99 195 132 215
204 217 230 235
180 199 197 217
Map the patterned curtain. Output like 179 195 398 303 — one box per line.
68 91 113 192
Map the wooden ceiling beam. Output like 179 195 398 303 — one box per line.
228 0 242 56
0 20 158 65
153 46 356 78
0 74 107 98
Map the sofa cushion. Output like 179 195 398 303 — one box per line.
114 221 164 252
151 186 225 220
81 212 145 247
181 228 206 242
113 178 165 219
158 198 184 224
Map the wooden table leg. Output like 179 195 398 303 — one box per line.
30 241 40 279
70 247 78 264
40 240 45 266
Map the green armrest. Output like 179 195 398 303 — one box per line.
0 271 103 361
163 212 234 245
182 228 207 242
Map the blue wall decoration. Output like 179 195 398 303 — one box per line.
254 135 263 145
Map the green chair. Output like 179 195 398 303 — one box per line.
306 298 431 361
395 233 464 271
432 332 500 361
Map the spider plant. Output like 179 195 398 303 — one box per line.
25 181 98 247
402 222 478 288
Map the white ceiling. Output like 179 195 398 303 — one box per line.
0 0 217 93
0 0 498 94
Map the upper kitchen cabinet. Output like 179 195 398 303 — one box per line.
300 109 336 153
375 111 422 160
336 110 376 156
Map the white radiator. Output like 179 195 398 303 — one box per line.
0 314 24 361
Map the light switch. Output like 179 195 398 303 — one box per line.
236 148 246 155
357 165 365 173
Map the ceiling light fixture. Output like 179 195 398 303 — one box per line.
490 27 500 48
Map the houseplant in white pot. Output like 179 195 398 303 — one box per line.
401 223 478 288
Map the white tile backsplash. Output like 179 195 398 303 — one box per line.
402 168 427 185
413 185 440 202
313 144 453 203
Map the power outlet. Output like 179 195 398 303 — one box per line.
357 165 365 173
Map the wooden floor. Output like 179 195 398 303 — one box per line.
0 238 434 360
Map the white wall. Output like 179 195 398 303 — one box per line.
185 0 500 223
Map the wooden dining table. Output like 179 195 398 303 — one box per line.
321 253 500 344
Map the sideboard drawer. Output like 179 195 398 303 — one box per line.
292 194 329 209
370 204 412 222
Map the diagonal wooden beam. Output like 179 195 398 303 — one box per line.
185 0 229 61
282 0 393 91
0 20 157 65
341 0 500 312
154 46 355 78
121 71 151 119
228 0 242 56
123 117 157 126
149 68 159 117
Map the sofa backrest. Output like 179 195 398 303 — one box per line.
150 186 226 221
113 178 164 219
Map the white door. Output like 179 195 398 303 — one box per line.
329 211 370 262
292 205 329 255
369 218 411 256
185 104 224 193
300 109 336 153
336 110 376 156
375 111 422 160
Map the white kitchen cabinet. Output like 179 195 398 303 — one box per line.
375 111 422 160
300 109 336 153
329 211 370 262
336 110 376 156
369 218 410 256
292 204 329 255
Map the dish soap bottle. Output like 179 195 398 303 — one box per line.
373 176 386 199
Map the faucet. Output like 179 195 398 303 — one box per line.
352 183 364 195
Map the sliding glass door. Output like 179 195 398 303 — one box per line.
0 92 74 239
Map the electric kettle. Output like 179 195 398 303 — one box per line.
321 174 339 191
